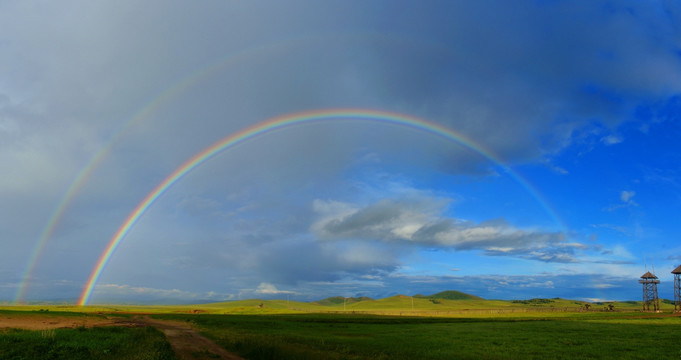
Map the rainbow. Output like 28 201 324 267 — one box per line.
21 33 449 303
14 122 132 303
14 40 314 303
78 108 564 305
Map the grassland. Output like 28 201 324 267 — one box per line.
3 292 670 316
1 295 679 359
0 326 175 360
161 312 681 359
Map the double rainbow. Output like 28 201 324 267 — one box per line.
14 40 306 303
78 108 562 305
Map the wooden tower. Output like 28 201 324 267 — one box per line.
672 265 681 312
638 271 660 312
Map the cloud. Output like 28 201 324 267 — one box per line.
313 196 579 263
352 1 681 159
620 191 636 203
91 283 235 304
383 273 642 301
254 282 295 295
601 134 623 145
591 223 631 235
551 166 569 175
176 195 222 216
1 0 679 303
604 190 639 211
518 280 554 289
593 260 635 265
81 270 652 303
313 197 445 241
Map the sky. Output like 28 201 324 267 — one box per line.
1 0 681 304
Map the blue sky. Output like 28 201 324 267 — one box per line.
1 0 681 304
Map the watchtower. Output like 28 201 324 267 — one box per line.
672 265 681 312
638 271 660 312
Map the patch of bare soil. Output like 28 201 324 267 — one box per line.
0 314 117 330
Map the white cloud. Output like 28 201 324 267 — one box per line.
313 196 578 263
601 134 623 145
518 280 554 289
589 283 619 289
604 190 639 211
552 166 569 175
254 282 295 295
582 298 615 303
620 191 635 203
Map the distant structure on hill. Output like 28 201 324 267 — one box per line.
638 271 660 312
672 265 681 312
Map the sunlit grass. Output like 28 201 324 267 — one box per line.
0 296 670 316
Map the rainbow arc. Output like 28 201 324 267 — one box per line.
78 109 563 305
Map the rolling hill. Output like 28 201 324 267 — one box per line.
414 290 483 301
314 296 374 306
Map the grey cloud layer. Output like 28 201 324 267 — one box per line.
3 1 678 179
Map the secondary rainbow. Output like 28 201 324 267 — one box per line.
23 34 447 303
78 108 564 305
15 40 313 303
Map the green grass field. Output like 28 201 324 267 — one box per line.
3 293 667 315
1 295 678 359
160 312 681 360
0 326 176 360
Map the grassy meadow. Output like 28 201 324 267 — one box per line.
3 290 671 316
0 326 175 360
162 312 681 360
1 293 679 359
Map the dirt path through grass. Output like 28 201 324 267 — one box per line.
131 316 243 360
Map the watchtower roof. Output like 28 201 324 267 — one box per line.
672 265 681 274
640 271 658 279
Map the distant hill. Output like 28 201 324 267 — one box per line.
415 290 483 300
316 291 482 305
314 296 374 306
